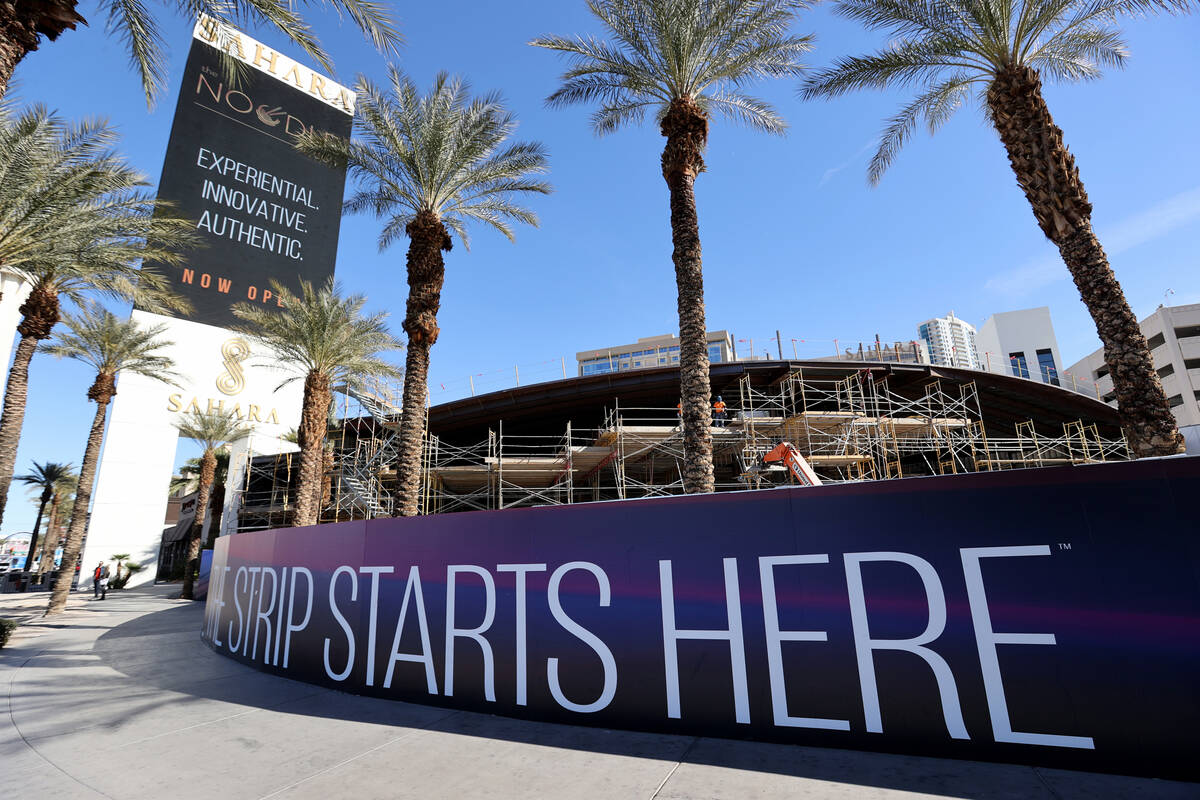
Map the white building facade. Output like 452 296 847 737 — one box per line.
975 307 1065 386
1065 303 1200 454
917 312 980 369
0 270 32 402
80 312 304 582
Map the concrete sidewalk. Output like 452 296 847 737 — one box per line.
1 586 1194 800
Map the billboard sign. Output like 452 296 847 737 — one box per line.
202 457 1200 780
141 16 353 328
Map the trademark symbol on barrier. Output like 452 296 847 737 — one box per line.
1057 543 1072 551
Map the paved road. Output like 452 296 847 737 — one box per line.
1 585 1194 799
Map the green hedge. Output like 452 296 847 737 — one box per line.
0 618 16 649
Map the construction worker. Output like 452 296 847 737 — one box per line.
713 396 728 427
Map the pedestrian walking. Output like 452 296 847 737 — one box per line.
93 562 104 598
99 563 110 600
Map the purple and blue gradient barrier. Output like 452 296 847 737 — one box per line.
195 549 213 601
202 456 1200 780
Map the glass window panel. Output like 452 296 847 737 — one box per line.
1009 352 1029 379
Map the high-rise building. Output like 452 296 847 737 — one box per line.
975 306 1064 386
576 331 733 376
917 312 980 369
1065 303 1200 453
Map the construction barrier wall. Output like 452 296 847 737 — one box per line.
202 456 1200 781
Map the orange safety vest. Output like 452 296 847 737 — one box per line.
94 566 102 580
713 401 727 413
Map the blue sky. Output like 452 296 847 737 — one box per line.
3 1 1197 535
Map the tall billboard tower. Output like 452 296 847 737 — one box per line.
82 17 353 582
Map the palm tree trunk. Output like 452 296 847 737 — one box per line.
37 494 61 579
292 372 331 527
179 450 215 600
21 487 50 588
0 1 86 101
986 65 1184 458
206 483 225 549
318 445 334 514
0 285 60 527
46 373 113 616
661 98 714 494
395 209 451 517
0 336 38 526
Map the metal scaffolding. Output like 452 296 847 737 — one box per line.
233 368 1130 531
232 378 403 530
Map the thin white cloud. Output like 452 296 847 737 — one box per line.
984 185 1200 295
818 139 876 187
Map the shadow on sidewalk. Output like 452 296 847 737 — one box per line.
68 600 1195 800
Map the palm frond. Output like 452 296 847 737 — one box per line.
802 39 992 100
533 0 813 136
296 69 551 250
104 0 168 107
174 408 250 452
703 91 788 132
867 73 976 184
16 462 77 493
230 278 403 389
99 0 404 104
41 305 182 387
806 0 1151 181
0 106 195 317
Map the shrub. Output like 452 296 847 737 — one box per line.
0 618 16 648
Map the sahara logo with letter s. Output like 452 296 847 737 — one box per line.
216 337 251 396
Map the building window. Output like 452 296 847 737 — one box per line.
708 344 723 363
1167 394 1183 408
1173 324 1200 340
1147 332 1166 350
1185 358 1200 371
1009 352 1029 379
1103 391 1117 403
1157 363 1175 378
1036 349 1059 386
1094 366 1110 380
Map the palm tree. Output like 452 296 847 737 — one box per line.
532 0 813 492
36 471 76 580
0 1 401 105
294 70 550 516
171 450 231 548
801 0 1185 458
232 279 402 525
14 460 74 584
174 410 249 599
110 552 131 585
41 307 179 616
0 106 192 530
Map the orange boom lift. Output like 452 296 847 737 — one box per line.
760 441 823 487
